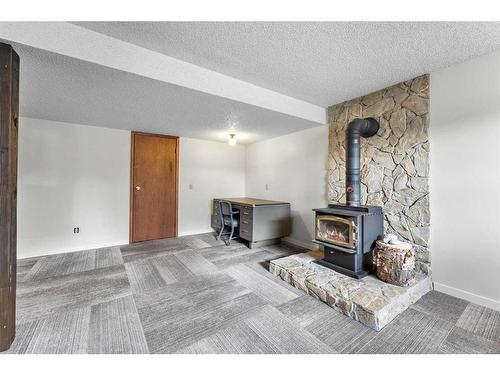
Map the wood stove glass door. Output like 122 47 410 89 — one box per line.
316 215 356 249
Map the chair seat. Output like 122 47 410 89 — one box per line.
223 217 239 227
217 201 239 246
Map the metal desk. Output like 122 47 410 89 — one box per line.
211 197 291 248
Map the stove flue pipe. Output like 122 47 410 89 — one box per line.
345 118 380 206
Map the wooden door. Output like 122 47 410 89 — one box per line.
0 43 19 352
130 132 179 243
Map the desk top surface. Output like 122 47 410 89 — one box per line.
214 197 289 207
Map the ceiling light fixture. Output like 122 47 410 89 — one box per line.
228 133 237 146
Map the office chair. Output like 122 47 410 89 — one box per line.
217 200 239 246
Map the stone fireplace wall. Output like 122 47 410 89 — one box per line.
327 75 430 273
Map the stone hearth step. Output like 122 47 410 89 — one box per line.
269 252 432 331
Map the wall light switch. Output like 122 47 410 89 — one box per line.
265 184 270 191
189 183 194 190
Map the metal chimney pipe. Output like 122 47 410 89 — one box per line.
345 118 380 206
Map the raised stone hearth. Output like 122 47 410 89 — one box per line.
269 252 432 331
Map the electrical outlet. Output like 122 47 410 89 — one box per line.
73 227 80 234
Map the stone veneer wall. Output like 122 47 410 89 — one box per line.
327 75 430 274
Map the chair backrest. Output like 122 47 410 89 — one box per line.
219 201 233 216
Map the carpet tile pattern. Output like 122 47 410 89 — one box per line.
5 233 500 354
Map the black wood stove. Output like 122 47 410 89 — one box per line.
313 118 384 279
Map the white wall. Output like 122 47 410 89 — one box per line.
179 137 246 236
430 49 500 310
18 118 131 258
18 118 247 258
246 126 329 248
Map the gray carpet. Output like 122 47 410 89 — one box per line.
5 233 500 354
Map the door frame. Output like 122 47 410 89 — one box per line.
129 131 179 243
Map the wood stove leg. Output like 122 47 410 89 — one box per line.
0 42 19 352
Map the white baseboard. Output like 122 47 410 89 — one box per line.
17 240 130 260
18 230 219 260
178 228 214 237
282 236 319 251
434 282 500 312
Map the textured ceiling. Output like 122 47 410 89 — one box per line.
6 22 500 144
73 22 500 107
13 43 319 144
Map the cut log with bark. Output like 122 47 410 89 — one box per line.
373 240 415 286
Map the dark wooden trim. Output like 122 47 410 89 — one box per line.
0 42 19 352
174 137 179 237
129 133 135 244
131 131 179 140
129 131 179 243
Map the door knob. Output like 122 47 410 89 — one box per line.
135 186 141 191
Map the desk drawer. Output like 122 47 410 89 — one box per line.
240 219 253 241
240 216 252 227
240 206 253 219
211 215 220 230
212 200 219 214
239 205 253 240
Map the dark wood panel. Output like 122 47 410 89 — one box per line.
0 43 19 352
130 132 179 243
